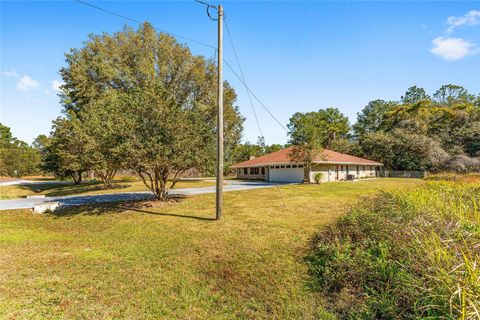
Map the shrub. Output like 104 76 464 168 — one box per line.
306 178 480 319
314 172 324 184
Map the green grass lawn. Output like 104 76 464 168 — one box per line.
0 178 421 319
0 179 216 200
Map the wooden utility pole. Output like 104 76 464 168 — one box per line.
195 0 224 220
216 4 224 220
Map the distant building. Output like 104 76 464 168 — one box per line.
231 146 383 183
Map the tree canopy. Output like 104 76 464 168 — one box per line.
48 22 244 198
288 107 349 148
355 85 480 171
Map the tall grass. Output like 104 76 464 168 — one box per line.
306 175 480 319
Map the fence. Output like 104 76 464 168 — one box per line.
378 170 427 179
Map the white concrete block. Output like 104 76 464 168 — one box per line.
33 202 59 213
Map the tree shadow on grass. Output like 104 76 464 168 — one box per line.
50 195 215 221
17 181 132 197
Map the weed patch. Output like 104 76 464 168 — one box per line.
306 177 480 319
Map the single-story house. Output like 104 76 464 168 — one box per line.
231 146 383 183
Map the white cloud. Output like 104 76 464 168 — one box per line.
51 80 63 92
2 70 18 77
446 10 480 33
430 37 476 61
16 75 39 91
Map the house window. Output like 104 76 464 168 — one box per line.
261 167 265 175
298 164 304 168
249 168 254 174
356 165 359 175
254 167 259 174
292 164 297 168
243 168 247 175
270 166 274 169
280 165 285 168
275 165 280 169
363 165 365 171
341 165 344 171
286 165 291 168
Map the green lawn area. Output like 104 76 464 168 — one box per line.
0 178 421 319
0 179 216 200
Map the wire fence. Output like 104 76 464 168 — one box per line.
378 170 427 178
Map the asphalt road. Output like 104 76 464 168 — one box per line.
0 180 283 211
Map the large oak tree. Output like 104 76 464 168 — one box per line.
57 22 243 198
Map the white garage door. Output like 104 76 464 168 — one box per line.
269 167 304 183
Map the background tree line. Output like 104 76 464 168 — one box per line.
283 84 480 173
0 123 41 177
353 85 479 172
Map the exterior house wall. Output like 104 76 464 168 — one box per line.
309 164 378 182
235 164 379 182
309 164 334 182
236 167 268 180
356 165 377 178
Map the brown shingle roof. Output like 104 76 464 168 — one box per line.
231 146 383 168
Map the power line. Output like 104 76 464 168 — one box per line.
75 0 287 133
224 20 264 139
224 59 288 132
75 0 216 50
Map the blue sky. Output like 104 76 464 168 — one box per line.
1 1 479 145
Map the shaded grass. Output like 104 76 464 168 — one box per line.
0 179 216 200
0 178 421 319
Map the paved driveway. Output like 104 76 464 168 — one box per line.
0 179 72 187
0 181 284 211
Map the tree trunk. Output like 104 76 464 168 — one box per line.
96 169 117 189
137 167 170 201
71 170 83 185
169 169 186 190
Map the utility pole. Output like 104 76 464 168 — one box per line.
216 4 223 220
195 0 223 220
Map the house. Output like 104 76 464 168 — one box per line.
231 146 383 183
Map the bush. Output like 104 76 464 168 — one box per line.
306 178 480 319
314 172 324 184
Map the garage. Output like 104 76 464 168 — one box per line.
268 166 304 182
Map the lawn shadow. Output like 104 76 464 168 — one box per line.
50 195 215 221
127 207 216 221
16 180 131 197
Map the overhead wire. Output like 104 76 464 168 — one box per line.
75 0 288 133
75 0 216 50
224 19 264 140
223 59 288 132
